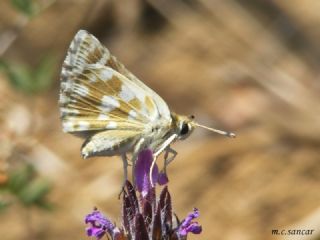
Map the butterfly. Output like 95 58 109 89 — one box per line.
59 30 235 185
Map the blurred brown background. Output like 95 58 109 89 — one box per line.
1 0 320 239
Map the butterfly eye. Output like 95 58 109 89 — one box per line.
180 123 189 135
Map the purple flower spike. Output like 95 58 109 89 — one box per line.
178 208 202 236
134 149 159 196
85 209 116 239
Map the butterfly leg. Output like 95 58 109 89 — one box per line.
163 146 177 173
153 134 178 158
119 153 128 198
150 134 178 186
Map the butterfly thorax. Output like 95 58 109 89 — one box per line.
139 112 194 154
141 118 172 144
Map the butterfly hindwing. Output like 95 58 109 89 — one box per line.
81 130 141 158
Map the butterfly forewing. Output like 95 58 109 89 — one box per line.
61 65 159 132
59 30 172 148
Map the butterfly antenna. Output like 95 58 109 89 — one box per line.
193 122 236 138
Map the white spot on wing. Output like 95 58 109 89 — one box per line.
77 121 90 131
97 114 109 120
61 68 68 77
76 30 88 41
59 94 69 104
61 108 79 116
64 54 71 66
140 106 149 117
100 68 113 81
136 91 146 102
101 96 120 112
62 121 75 132
99 51 110 65
106 121 117 129
61 81 73 91
76 85 89 96
119 84 135 102
128 110 137 120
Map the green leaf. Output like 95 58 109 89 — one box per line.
8 165 35 193
1 163 53 211
0 188 11 213
1 54 56 94
0 59 9 71
10 0 37 16
18 178 51 206
0 200 11 213
34 199 54 211
5 63 34 92
32 55 56 92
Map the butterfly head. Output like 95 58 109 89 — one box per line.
172 114 196 140
172 113 236 140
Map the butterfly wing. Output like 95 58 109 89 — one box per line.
105 50 171 122
61 64 163 132
59 30 174 158
60 30 171 124
81 129 141 158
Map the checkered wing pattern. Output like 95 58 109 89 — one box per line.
59 30 171 137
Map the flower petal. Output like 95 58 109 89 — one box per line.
86 227 106 239
158 171 169 185
85 209 116 239
134 149 159 196
186 223 202 234
178 208 202 236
